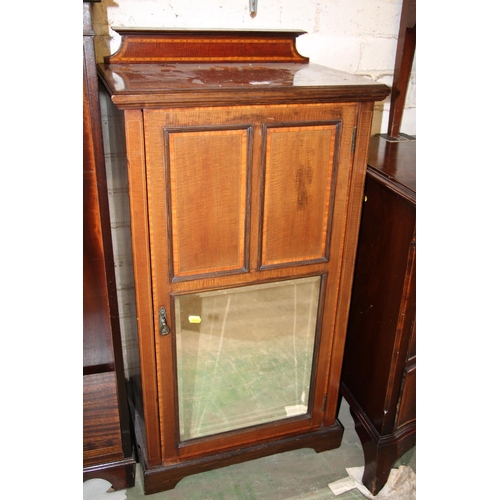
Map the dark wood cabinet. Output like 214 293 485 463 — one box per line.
97 29 390 495
341 135 416 496
83 1 135 489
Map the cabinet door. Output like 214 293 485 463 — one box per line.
143 103 358 463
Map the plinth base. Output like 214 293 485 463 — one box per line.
138 422 344 495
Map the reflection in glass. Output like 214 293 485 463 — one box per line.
175 276 321 441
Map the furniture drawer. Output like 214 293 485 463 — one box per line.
83 371 124 466
395 364 416 430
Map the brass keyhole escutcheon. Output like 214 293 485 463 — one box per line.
159 306 170 336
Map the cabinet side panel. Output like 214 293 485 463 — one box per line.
124 110 163 466
342 172 415 434
261 124 338 268
324 105 373 424
168 127 250 279
83 65 115 370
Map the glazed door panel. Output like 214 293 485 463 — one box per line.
175 276 321 441
143 103 358 464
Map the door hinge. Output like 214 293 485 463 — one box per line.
351 126 358 153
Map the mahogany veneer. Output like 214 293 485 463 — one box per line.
341 135 416 495
105 28 310 64
98 29 390 494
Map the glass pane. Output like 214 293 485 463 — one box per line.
175 276 321 441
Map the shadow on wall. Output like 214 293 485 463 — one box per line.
91 0 117 62
371 102 388 136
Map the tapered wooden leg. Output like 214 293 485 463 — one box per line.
350 408 415 496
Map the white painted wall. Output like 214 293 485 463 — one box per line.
92 0 416 135
95 0 416 378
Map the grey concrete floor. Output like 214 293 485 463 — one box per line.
124 398 416 499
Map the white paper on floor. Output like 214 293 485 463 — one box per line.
328 465 416 499
83 478 128 500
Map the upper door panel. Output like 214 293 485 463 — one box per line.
144 103 357 288
166 125 251 280
260 122 340 269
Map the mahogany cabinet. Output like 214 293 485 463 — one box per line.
97 29 390 494
341 135 416 495
83 1 135 489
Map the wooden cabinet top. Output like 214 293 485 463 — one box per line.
97 29 390 108
367 135 416 199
